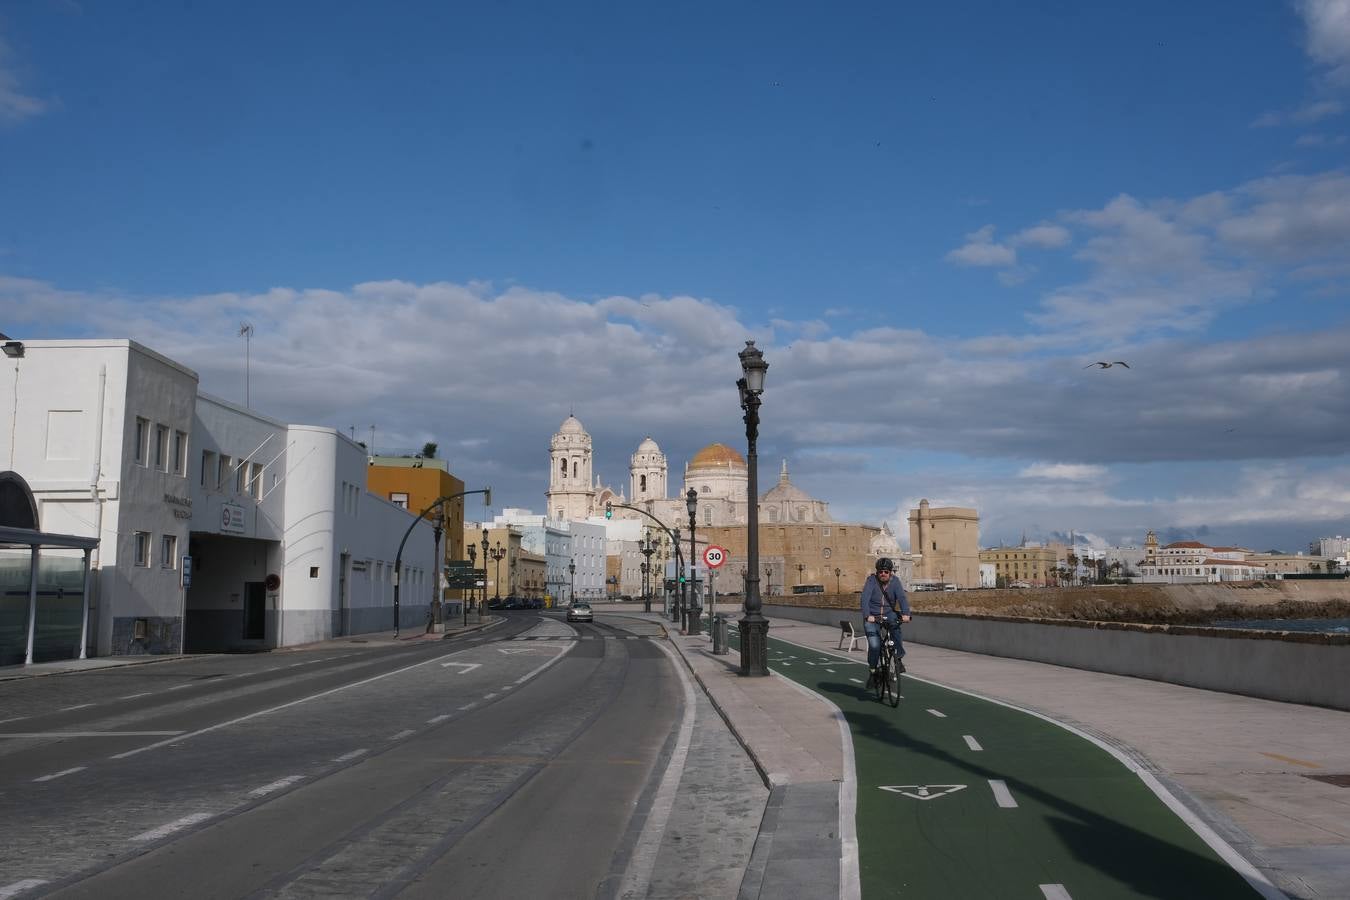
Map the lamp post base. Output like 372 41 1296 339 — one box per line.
738 615 769 676
687 606 702 636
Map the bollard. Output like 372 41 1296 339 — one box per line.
712 614 729 654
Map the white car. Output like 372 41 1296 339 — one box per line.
566 602 593 623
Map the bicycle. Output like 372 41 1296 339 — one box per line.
870 621 903 707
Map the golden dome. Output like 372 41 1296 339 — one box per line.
688 442 746 470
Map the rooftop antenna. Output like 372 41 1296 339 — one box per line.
369 425 376 457
238 322 255 408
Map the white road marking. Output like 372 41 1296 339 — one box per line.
441 661 482 673
334 749 368 762
248 775 304 797
880 784 967 800
3 731 183 738
426 714 451 724
132 812 213 842
118 692 150 701
1040 885 1073 900
167 683 193 690
849 678 864 684
826 669 836 673
0 880 48 899
989 780 1018 808
390 729 415 740
964 735 984 751
458 703 477 711
926 709 947 718
109 647 488 760
0 716 28 725
483 693 498 700
59 703 94 711
33 766 86 782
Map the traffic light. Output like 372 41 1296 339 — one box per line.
605 501 612 519
678 574 686 584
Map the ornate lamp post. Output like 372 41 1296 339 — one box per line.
568 559 576 606
834 566 842 594
670 528 682 624
764 565 773 597
490 541 506 601
796 562 805 587
481 528 490 608
639 534 656 613
737 340 769 676
686 488 700 635
466 542 478 622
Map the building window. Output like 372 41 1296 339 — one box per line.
236 460 247 494
390 492 409 509
640 475 647 492
134 418 149 465
248 462 263 499
134 531 150 566
154 424 169 470
573 461 578 478
161 534 177 569
218 455 231 490
560 459 567 477
201 450 216 488
173 430 187 476
704 507 712 525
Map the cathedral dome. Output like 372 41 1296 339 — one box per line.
689 442 746 470
558 415 587 435
636 436 661 454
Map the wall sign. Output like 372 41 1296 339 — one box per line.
221 503 246 534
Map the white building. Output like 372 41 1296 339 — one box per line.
1138 534 1264 583
0 339 435 660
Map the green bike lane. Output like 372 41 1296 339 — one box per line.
740 629 1270 899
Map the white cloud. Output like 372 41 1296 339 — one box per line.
1251 99 1345 127
1010 223 1071 249
1298 0 1350 86
0 35 46 124
1019 463 1109 481
1294 131 1349 146
944 225 1017 267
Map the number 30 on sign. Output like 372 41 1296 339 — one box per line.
703 545 728 568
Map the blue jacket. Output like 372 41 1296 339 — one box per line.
860 573 910 618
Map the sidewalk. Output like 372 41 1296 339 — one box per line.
659 613 1350 900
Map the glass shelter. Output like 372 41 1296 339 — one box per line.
0 472 99 667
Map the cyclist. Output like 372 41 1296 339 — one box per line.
861 557 911 682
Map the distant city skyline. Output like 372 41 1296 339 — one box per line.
2 1 1348 552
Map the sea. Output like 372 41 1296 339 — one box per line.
1207 618 1350 634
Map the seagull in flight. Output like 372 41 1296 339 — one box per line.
1084 361 1130 369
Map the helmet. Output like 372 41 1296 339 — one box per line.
875 557 894 573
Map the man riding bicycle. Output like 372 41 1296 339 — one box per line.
861 557 910 682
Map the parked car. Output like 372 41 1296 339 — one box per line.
566 602 593 623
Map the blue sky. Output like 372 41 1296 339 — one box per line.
3 0 1349 552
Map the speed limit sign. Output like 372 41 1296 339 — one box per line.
703 545 728 568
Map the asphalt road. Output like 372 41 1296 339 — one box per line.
0 613 692 899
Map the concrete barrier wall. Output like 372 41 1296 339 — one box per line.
765 605 1350 711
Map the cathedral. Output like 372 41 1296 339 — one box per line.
544 414 832 531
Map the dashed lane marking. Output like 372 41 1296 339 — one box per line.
483 693 499 700
59 703 94 711
427 714 451 724
248 775 304 797
849 678 864 684
1040 885 1073 900
334 749 368 762
132 812 213 842
458 703 477 711
3 731 184 738
0 880 48 898
117 693 150 701
33 766 86 782
926 709 947 718
963 735 984 751
989 780 1018 808
390 729 416 740
0 716 28 725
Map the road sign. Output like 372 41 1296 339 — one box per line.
703 545 728 568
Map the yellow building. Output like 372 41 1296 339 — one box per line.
366 457 466 588
980 545 1057 587
908 499 980 587
700 521 887 597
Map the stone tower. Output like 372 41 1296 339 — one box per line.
629 436 667 504
545 415 595 521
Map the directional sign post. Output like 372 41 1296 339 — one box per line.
702 546 728 635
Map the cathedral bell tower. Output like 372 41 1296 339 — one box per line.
629 436 667 504
545 415 595 521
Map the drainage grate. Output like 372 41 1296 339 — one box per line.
1303 773 1350 788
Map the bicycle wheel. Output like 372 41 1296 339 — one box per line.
884 654 901 707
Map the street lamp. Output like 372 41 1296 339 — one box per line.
481 528 490 607
466 542 477 622
686 488 700 635
568 559 576 606
671 528 682 624
490 541 506 601
764 564 773 597
737 340 769 676
834 566 842 594
796 562 805 586
639 534 656 613
431 522 444 629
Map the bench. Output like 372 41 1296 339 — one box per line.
838 619 860 652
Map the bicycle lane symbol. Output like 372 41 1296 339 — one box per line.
879 785 967 800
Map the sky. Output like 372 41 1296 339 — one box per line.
2 0 1349 553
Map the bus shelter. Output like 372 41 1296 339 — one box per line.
1 472 100 667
